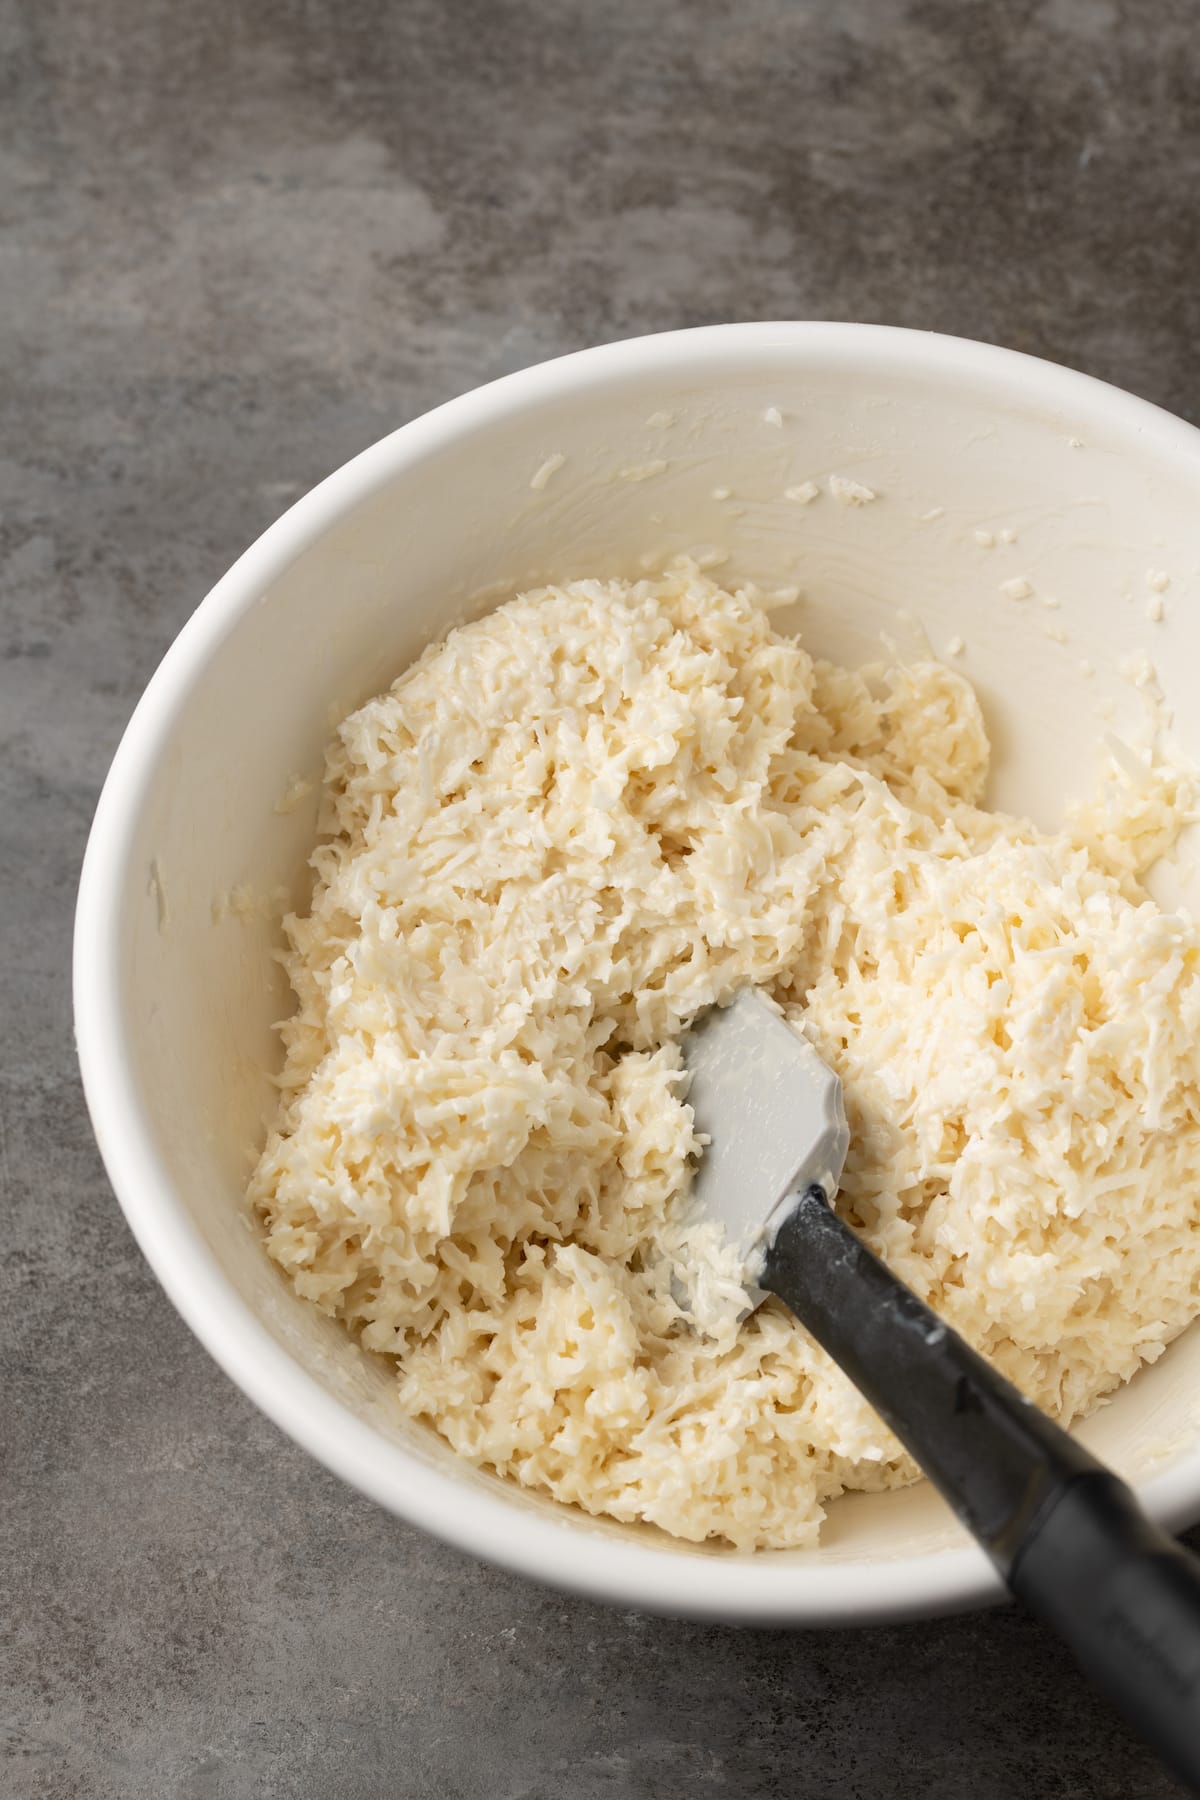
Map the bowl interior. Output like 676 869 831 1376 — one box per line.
81 327 1200 1618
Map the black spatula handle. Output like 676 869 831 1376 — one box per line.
767 1186 1200 1791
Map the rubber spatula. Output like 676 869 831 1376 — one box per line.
683 988 1200 1792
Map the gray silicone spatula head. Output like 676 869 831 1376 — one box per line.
682 988 850 1289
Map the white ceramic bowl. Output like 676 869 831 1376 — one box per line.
75 323 1200 1624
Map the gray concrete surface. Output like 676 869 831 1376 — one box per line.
4 0 1200 1794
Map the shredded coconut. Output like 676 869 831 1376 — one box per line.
275 774 315 816
785 482 820 505
249 563 1200 1550
828 474 877 506
222 881 289 924
147 859 169 932
618 460 668 483
529 453 565 492
1120 650 1162 695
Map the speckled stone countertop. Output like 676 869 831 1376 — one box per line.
5 1 1200 1794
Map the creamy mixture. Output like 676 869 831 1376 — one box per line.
249 564 1200 1548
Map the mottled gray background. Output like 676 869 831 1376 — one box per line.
4 0 1200 1794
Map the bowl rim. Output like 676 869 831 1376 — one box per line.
74 320 1200 1625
